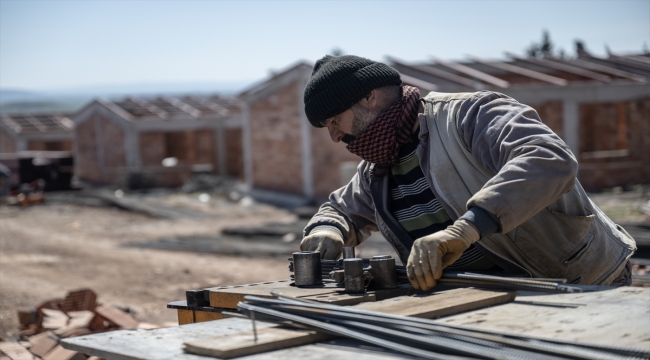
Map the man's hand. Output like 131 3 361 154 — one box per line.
406 220 480 291
300 226 344 259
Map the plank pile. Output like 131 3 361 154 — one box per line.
1 289 142 360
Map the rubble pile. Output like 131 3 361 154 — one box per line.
0 289 152 360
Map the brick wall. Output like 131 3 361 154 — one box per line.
140 129 216 167
138 129 218 187
0 129 17 153
195 129 215 165
224 128 243 178
75 117 101 182
578 97 650 190
26 140 72 151
99 116 126 168
310 126 361 199
249 82 304 194
139 132 166 166
529 100 563 139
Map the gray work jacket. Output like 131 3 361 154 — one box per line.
305 91 636 285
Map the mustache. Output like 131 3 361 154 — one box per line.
341 134 357 144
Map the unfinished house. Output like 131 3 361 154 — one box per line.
388 52 650 190
241 53 649 202
72 95 243 187
0 113 74 153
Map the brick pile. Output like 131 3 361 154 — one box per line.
0 289 144 360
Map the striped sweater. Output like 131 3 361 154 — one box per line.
388 137 497 271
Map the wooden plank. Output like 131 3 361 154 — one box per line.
208 280 340 309
193 311 224 323
356 288 514 318
61 318 407 360
177 309 194 325
184 328 330 359
185 288 515 359
438 287 650 350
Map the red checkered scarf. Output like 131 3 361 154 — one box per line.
346 86 421 165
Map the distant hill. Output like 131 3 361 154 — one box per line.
0 80 255 115
0 99 89 115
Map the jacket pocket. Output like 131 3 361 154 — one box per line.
512 208 595 277
563 232 595 267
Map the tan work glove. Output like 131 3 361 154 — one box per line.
300 226 344 259
407 219 480 291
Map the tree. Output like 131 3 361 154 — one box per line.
526 30 555 58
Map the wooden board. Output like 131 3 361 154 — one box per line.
177 310 194 325
185 328 330 359
208 280 339 309
438 286 650 350
184 288 515 359
194 311 224 323
209 280 413 309
61 319 410 360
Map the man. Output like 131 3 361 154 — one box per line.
300 55 636 291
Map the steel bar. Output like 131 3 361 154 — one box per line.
236 302 468 360
248 295 649 359
250 302 622 360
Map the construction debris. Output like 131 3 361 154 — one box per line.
1 288 161 360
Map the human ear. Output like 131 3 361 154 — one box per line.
359 90 377 109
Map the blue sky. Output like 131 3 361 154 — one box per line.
1 0 648 92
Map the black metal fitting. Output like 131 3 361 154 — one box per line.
344 258 371 293
368 255 398 290
293 251 322 287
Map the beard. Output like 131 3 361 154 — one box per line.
349 104 381 136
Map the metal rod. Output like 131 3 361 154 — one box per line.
251 310 257 343
237 302 466 360
243 295 649 358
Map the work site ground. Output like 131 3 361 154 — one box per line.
0 184 648 341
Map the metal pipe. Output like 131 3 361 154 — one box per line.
292 251 322 287
369 255 398 290
342 246 355 259
343 258 365 293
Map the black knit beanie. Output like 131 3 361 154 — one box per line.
304 55 402 127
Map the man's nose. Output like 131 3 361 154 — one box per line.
328 126 342 143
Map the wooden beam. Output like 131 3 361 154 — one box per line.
398 72 438 91
387 56 480 89
622 55 650 65
505 53 612 82
466 55 568 86
431 56 510 88
177 309 194 325
188 96 230 117
51 115 75 131
129 97 168 119
25 115 49 133
1 116 23 133
161 96 202 118
568 58 646 82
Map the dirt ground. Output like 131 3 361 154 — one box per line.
0 186 648 340
0 192 298 340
